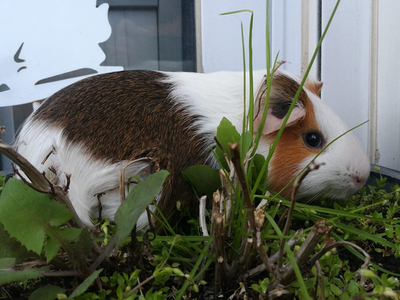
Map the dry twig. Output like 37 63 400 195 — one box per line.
277 219 327 286
199 195 209 236
314 261 325 300
119 157 155 204
41 146 56 165
214 212 225 296
244 229 303 279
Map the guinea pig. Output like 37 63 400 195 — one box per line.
15 70 370 228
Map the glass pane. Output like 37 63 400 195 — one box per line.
99 0 196 72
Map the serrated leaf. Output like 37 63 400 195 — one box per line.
182 165 221 197
68 269 103 299
0 222 36 263
115 170 169 245
0 178 72 254
0 268 43 285
29 285 66 300
216 118 240 169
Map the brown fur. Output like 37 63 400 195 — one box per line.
33 70 211 223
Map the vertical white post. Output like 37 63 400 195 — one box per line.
195 0 204 73
301 0 320 80
301 0 310 77
369 1 379 164
376 0 400 170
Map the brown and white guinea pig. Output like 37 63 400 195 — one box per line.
15 70 370 228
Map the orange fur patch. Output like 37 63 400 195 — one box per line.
265 85 320 198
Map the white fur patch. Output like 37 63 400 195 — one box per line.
297 88 370 200
16 120 156 228
162 70 267 137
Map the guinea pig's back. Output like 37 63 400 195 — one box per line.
15 70 213 227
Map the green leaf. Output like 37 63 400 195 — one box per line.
116 285 124 299
0 222 36 263
251 284 261 293
0 257 15 269
182 165 221 197
0 178 72 254
347 281 360 295
72 228 94 258
115 170 169 244
44 227 81 262
344 270 355 283
251 154 268 193
240 131 253 159
0 268 43 285
29 285 66 300
44 236 60 263
385 225 394 239
215 117 240 169
359 269 379 280
330 284 342 296
333 222 397 249
341 292 351 300
68 269 103 299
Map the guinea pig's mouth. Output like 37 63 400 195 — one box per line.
296 175 364 203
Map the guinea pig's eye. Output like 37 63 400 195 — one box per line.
304 131 323 149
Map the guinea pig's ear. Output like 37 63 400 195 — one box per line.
305 80 323 96
253 73 307 135
253 105 305 134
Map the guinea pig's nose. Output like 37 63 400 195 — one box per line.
352 172 369 188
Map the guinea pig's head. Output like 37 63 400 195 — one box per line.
254 71 370 200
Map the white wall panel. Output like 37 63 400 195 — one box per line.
200 0 305 76
320 0 371 152
201 0 267 73
376 0 400 169
269 1 302 75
